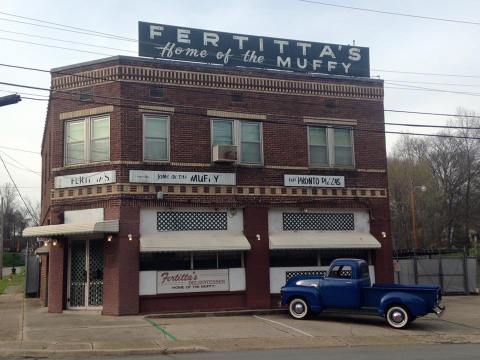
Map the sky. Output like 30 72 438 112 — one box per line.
0 0 479 204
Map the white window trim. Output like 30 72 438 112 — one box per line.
64 115 110 166
308 126 355 168
143 114 171 163
211 118 264 166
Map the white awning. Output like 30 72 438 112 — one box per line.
140 232 251 252
269 231 381 250
23 220 119 237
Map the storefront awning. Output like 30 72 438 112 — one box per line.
23 220 119 237
269 231 381 250
140 232 251 252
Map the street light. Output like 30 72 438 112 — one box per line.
411 182 427 249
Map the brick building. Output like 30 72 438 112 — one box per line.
24 51 392 315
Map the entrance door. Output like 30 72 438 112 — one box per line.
68 240 104 309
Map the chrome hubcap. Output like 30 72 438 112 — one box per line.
294 303 305 314
391 310 404 323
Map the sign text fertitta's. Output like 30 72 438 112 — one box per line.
138 22 370 77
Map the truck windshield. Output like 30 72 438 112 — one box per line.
328 265 352 279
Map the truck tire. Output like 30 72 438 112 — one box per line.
288 298 309 319
385 305 410 329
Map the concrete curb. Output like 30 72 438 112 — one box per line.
1 335 480 358
145 308 287 319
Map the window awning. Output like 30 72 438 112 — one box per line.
269 231 381 250
22 220 119 237
140 232 251 252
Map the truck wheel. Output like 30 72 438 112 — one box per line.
385 305 410 329
288 298 309 319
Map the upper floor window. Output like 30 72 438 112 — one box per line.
65 115 110 166
308 126 354 167
143 114 170 162
212 119 263 165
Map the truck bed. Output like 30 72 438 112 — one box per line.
363 283 440 310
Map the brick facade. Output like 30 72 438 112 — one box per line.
39 56 393 315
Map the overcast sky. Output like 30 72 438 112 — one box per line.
0 0 479 203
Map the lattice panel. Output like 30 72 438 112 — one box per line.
157 212 228 231
286 270 327 282
88 240 104 307
283 213 354 231
70 242 86 307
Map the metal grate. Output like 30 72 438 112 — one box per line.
88 240 104 307
157 212 228 231
286 270 327 282
69 242 86 307
283 213 354 231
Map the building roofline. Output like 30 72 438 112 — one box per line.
51 55 383 84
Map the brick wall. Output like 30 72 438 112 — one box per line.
39 56 393 314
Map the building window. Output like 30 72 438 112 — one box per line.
64 115 110 166
157 212 228 232
212 119 263 165
308 126 354 167
282 212 355 231
143 115 169 162
140 251 243 271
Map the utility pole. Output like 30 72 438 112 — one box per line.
0 197 4 280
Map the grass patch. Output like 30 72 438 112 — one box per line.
0 267 25 294
2 252 25 267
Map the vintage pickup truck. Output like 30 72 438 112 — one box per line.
281 258 445 328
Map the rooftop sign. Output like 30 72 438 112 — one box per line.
138 22 370 77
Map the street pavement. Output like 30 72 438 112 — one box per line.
10 344 480 360
0 294 479 358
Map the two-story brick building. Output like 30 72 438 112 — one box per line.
24 26 392 315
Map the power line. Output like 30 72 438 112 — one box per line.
0 154 39 224
298 0 480 26
0 16 134 42
0 29 136 53
0 11 135 41
0 36 114 57
0 151 41 175
372 68 480 79
384 81 480 97
2 78 480 139
0 13 479 80
0 145 40 155
2 62 480 118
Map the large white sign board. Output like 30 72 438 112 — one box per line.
130 170 236 185
284 174 345 188
54 171 116 189
157 269 229 294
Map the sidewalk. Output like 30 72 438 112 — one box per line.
0 295 479 358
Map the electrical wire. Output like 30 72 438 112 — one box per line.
2 78 480 139
1 62 480 119
298 0 480 26
0 154 39 224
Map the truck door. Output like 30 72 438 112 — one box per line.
321 264 360 308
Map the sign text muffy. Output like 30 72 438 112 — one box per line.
138 22 370 77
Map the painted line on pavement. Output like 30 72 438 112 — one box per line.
253 315 314 338
145 318 177 341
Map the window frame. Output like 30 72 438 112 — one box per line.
64 115 111 166
142 114 171 163
211 118 264 166
307 125 355 168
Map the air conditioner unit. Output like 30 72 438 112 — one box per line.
213 145 237 163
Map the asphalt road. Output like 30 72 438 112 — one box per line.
6 344 479 360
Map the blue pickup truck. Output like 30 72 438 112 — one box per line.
281 258 445 329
